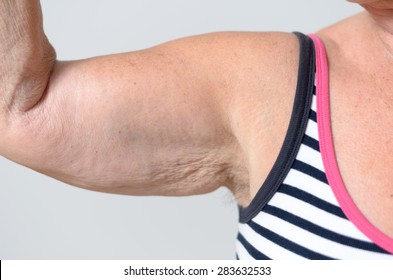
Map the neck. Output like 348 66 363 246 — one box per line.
369 13 393 33
364 10 393 59
360 1 393 31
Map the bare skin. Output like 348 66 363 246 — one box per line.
1 0 392 241
317 10 393 238
0 1 298 203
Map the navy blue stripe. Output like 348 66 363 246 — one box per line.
248 221 333 259
292 159 328 184
278 184 347 219
264 205 389 254
309 110 317 123
302 134 320 152
237 233 271 260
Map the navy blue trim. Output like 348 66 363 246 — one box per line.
239 32 316 222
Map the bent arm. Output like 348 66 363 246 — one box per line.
2 39 235 196
1 1 298 198
24 44 238 196
1 0 238 196
0 0 55 114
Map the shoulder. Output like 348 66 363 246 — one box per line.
180 31 300 80
200 32 301 203
150 31 300 82
144 31 302 200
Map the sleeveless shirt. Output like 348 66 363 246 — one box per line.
236 32 393 260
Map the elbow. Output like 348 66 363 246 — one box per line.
2 42 57 116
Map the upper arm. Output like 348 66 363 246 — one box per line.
2 31 299 197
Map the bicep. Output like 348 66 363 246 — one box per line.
12 33 238 196
4 31 296 196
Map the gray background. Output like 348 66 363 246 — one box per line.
0 0 361 260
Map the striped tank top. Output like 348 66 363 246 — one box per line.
236 32 393 259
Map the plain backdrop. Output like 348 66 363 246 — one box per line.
0 0 362 260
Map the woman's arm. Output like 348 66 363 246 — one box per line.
0 1 298 198
0 0 56 114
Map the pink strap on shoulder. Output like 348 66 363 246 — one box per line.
309 34 393 254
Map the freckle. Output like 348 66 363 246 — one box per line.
133 82 137 86
118 130 121 134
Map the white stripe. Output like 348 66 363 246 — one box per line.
238 223 306 260
253 212 393 259
297 144 324 172
267 192 372 242
283 169 338 206
311 96 317 111
235 239 254 260
305 119 319 140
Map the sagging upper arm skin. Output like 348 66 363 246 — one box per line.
2 31 297 197
2 33 249 196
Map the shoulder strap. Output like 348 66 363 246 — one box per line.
239 32 316 222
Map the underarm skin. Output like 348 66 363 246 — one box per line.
27 55 237 196
0 0 245 197
1 1 297 201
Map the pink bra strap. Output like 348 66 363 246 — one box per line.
309 34 393 254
